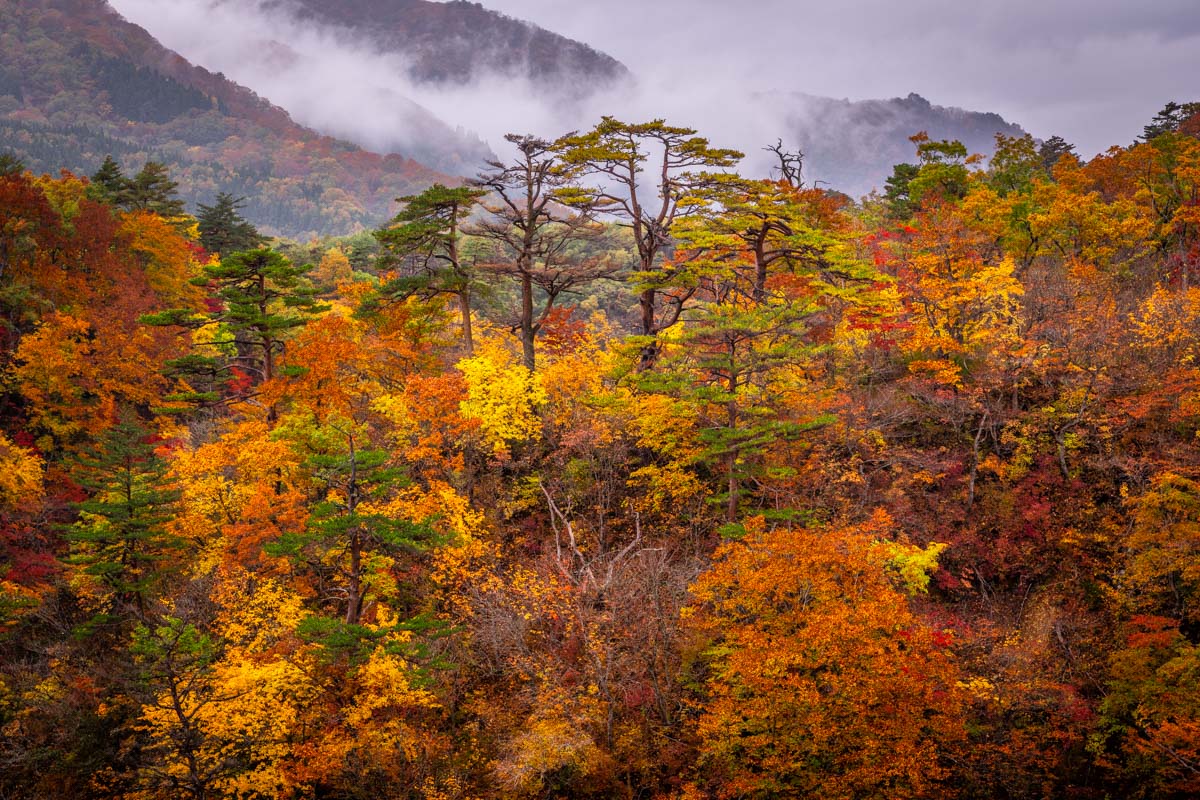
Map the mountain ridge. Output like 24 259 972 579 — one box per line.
264 0 632 92
0 0 456 238
780 92 1030 197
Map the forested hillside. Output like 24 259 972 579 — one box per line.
0 0 453 238
274 0 631 92
2 96 1200 799
785 92 1030 196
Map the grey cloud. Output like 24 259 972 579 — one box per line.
486 0 1200 155
106 0 1200 194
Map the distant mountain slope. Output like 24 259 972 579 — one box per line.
269 0 631 94
780 93 1029 197
0 0 452 238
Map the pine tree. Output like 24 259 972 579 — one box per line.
196 192 264 256
470 133 608 369
143 248 328 411
374 183 486 353
1038 135 1077 171
555 117 743 369
1141 100 1200 142
267 425 432 625
0 152 24 178
67 412 183 624
125 161 186 219
89 155 130 207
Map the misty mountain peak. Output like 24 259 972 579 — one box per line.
257 0 632 92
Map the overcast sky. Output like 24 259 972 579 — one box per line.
106 0 1200 183
481 0 1200 156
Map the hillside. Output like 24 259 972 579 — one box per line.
0 0 452 238
271 0 631 94
782 92 1029 197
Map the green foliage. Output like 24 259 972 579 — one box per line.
1141 100 1200 142
195 192 263 256
145 248 327 404
67 412 183 625
375 183 486 291
884 161 921 219
1038 134 1077 171
374 183 486 350
988 133 1043 196
123 162 186 219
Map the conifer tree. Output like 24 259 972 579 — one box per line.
268 426 432 625
88 155 130 206
67 412 182 624
374 183 486 353
471 133 608 369
125 161 186 219
196 192 264 256
0 152 25 178
555 117 742 369
143 248 327 410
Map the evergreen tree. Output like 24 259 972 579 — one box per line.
88 155 130 206
470 133 607 369
1038 135 1077 171
268 426 432 625
0 152 24 178
883 161 920 220
555 117 743 369
67 412 183 624
125 161 186 218
374 183 486 353
196 192 264 256
143 248 328 410
1141 100 1200 142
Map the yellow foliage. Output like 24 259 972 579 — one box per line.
627 463 705 515
0 432 43 507
311 247 354 288
118 210 204 306
211 568 307 653
493 715 601 797
457 340 547 454
167 419 303 571
872 537 950 595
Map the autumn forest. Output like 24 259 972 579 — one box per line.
2 90 1200 800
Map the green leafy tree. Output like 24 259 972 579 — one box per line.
0 153 25 178
907 133 975 206
143 248 327 411
988 133 1043 197
555 117 742 369
67 412 183 624
129 617 224 800
195 192 264 256
374 183 486 354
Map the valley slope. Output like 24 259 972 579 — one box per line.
0 0 454 238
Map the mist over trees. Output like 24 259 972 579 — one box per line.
3 96 1200 798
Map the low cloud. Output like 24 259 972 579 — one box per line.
107 0 1200 196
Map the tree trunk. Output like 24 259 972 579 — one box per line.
520 272 535 370
638 287 659 370
346 528 362 625
458 290 474 355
